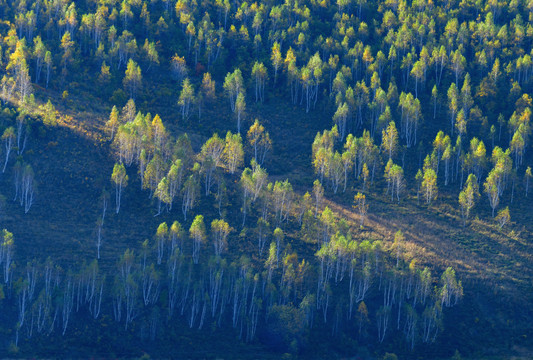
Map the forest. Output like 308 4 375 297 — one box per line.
0 0 531 358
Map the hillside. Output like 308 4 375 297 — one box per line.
0 87 529 359
0 0 532 358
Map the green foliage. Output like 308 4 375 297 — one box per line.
40 100 57 126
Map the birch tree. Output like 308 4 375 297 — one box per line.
223 68 244 112
353 192 368 226
190 215 206 264
381 121 398 161
484 169 500 217
178 78 195 120
235 92 246 134
422 168 437 204
458 174 479 225
106 105 120 139
111 163 128 214
1 229 14 284
211 219 231 257
199 134 225 195
21 164 35 213
154 177 171 215
247 119 272 165
525 167 532 197
251 62 267 103
96 190 108 259
123 59 142 99
223 132 244 174
2 127 15 173
167 160 184 210
271 41 282 85
182 171 199 220
495 207 510 228
155 222 168 265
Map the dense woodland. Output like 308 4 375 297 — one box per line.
0 0 531 357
